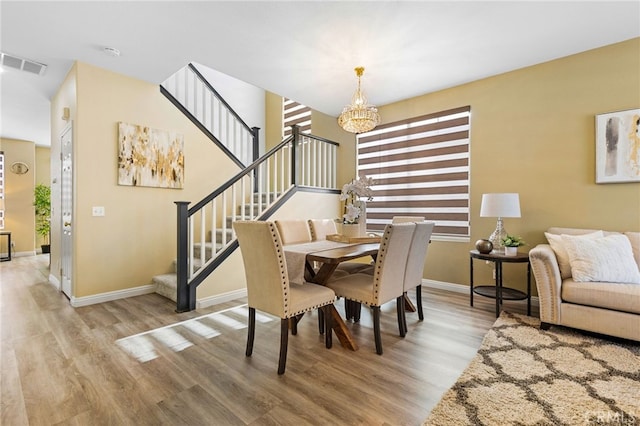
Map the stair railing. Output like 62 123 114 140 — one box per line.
161 63 258 167
175 125 339 312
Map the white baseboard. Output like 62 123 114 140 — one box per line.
422 279 539 306
1 250 36 258
196 288 248 309
49 274 61 291
423 279 469 293
70 284 156 307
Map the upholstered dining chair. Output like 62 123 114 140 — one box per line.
402 221 435 327
274 219 313 244
307 219 337 240
392 216 426 224
325 222 416 355
233 220 336 374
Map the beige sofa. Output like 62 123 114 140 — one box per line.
529 227 640 341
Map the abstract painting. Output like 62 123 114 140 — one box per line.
118 122 184 188
595 108 640 183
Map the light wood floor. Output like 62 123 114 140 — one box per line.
1 254 538 425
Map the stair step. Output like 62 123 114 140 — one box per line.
154 273 177 302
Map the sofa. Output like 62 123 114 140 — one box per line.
529 227 640 341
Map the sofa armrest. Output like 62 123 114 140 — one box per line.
529 244 563 324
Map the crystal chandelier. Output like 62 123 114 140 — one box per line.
338 67 380 134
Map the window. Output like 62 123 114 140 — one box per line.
283 98 311 138
357 106 471 239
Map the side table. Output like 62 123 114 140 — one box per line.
0 231 11 262
469 249 530 317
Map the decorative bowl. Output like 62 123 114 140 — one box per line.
475 239 493 254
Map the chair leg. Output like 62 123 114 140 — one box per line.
246 307 256 357
345 299 352 320
324 305 333 349
353 302 361 322
396 296 406 337
278 319 289 374
291 316 298 336
372 306 383 355
318 308 325 334
416 285 424 321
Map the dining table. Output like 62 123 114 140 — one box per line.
284 239 381 351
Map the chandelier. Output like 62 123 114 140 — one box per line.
338 67 380 134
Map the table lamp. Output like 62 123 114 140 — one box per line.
480 193 521 252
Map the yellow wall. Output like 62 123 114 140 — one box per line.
0 138 36 254
49 38 639 303
378 38 640 290
51 62 241 298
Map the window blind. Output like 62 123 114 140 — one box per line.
283 98 311 138
357 106 470 238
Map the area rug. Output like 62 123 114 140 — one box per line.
424 312 639 425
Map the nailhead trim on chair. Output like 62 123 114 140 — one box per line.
267 221 335 319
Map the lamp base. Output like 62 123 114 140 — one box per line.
488 217 507 253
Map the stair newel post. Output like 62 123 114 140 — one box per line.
291 124 300 186
175 201 193 312
251 126 260 193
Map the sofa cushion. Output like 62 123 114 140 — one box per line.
561 234 640 284
624 232 640 267
545 230 604 279
562 279 640 315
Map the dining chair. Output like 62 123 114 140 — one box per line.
307 218 368 333
233 220 336 374
274 219 313 244
349 216 429 324
326 222 416 354
402 221 435 326
307 219 337 240
392 216 426 224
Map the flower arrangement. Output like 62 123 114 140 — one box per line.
502 235 526 247
340 176 374 224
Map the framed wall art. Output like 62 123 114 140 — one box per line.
595 108 640 184
118 122 184 189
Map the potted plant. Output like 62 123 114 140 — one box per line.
34 184 51 254
339 176 374 237
502 234 525 256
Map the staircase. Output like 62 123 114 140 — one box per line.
155 64 340 311
153 193 279 302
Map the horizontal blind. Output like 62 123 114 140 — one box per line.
283 98 311 137
357 106 470 237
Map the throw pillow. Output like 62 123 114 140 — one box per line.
561 234 640 284
545 230 604 279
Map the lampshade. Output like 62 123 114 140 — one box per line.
480 193 521 218
480 193 521 253
338 67 380 134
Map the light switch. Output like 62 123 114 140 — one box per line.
92 206 105 216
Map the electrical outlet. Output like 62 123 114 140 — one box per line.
92 206 105 217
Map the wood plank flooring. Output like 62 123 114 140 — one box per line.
1 255 538 425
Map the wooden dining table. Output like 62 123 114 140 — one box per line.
284 241 380 351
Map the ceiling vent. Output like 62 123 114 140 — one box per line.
1 52 47 76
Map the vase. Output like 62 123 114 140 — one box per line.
504 246 518 256
353 200 367 237
341 224 360 238
475 239 493 254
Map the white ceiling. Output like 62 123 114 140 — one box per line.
1 1 639 147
